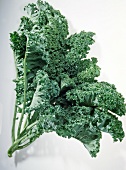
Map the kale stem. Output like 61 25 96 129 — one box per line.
12 52 18 143
8 132 37 157
23 114 30 129
8 134 28 157
17 55 27 138
18 120 38 138
17 141 33 150
18 133 38 151
8 120 39 157
12 99 17 143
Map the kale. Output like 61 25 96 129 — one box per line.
8 0 126 158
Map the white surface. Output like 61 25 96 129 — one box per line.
0 0 126 170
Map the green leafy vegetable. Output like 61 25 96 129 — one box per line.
8 0 126 158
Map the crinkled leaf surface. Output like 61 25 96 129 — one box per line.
9 0 126 158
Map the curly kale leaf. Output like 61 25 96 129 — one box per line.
8 0 126 158
93 108 125 142
55 105 102 157
29 70 60 111
66 82 126 116
10 32 27 59
76 57 101 83
10 0 68 77
66 31 95 59
64 31 95 78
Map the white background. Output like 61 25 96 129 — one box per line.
0 0 126 170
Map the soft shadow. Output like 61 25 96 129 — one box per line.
14 132 126 170
15 132 65 166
